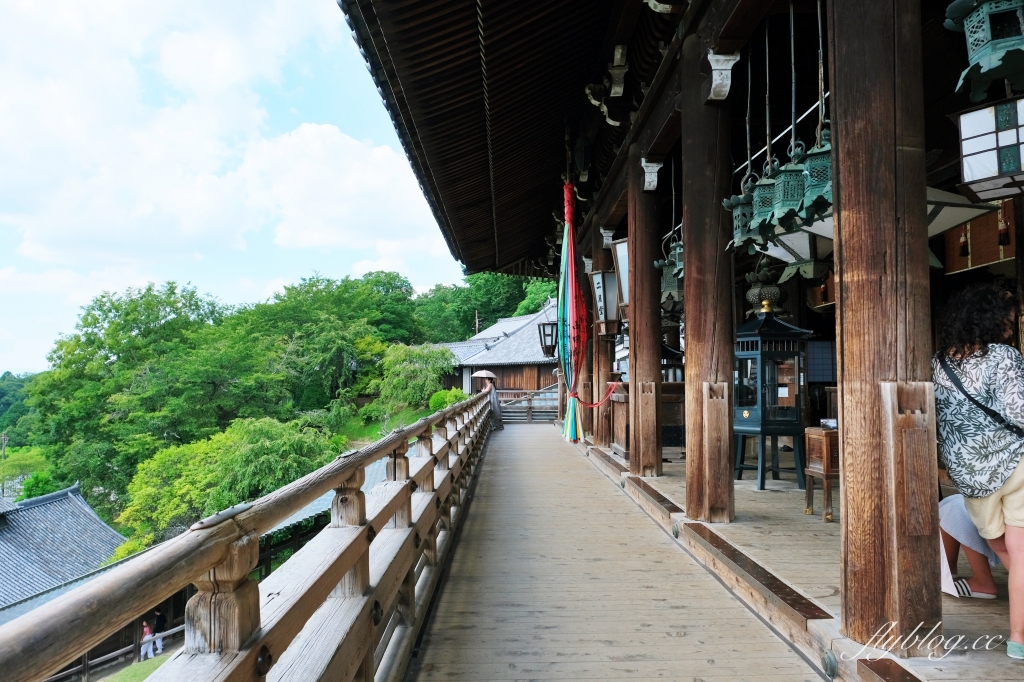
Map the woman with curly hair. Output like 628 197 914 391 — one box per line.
933 282 1024 659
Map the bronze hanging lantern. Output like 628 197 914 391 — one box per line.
945 0 1024 103
800 128 833 224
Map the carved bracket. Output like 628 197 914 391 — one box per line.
640 157 664 191
645 0 687 14
608 45 628 98
600 227 616 250
703 50 741 103
582 256 593 274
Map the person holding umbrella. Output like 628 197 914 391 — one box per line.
472 370 503 429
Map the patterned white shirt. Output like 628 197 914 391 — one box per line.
932 343 1024 498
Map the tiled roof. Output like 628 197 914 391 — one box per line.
0 484 125 609
447 300 558 367
444 340 491 364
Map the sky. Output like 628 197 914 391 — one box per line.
0 1 465 373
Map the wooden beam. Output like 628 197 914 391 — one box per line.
627 143 663 477
699 0 774 53
827 0 941 654
681 32 734 523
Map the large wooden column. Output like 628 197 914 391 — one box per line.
681 34 734 523
828 0 940 654
592 229 614 447
627 142 663 477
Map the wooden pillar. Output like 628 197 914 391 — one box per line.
592 228 614 447
681 33 734 522
627 142 663 477
828 0 940 654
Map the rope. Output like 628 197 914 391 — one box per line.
570 381 620 409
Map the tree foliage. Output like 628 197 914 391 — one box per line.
8 268 540 553
514 279 557 316
414 272 533 342
114 417 336 558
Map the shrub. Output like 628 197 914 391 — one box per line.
429 387 468 412
358 401 391 425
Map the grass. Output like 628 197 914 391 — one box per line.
335 406 434 446
97 654 166 682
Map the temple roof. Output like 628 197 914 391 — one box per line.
0 484 125 610
446 299 557 367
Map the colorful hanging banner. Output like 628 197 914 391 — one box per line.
558 183 588 442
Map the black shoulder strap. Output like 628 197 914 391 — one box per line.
939 354 1024 438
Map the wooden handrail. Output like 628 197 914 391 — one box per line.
0 390 492 682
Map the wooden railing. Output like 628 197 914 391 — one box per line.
501 385 558 423
0 390 493 682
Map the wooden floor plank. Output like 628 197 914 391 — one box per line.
406 425 818 682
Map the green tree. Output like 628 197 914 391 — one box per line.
371 344 457 411
514 279 557 316
114 417 336 557
414 284 471 343
0 372 34 446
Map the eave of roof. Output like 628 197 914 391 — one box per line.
338 0 619 274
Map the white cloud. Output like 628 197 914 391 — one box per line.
0 1 464 371
0 1 423 268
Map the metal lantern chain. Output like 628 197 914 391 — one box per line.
723 45 758 250
750 22 779 246
770 0 806 232
799 0 833 225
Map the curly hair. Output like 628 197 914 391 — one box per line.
937 282 1019 360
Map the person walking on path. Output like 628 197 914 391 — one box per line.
140 621 155 661
153 608 167 654
933 283 1024 660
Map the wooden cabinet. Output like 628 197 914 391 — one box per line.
805 428 839 476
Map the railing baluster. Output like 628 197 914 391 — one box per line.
184 532 261 654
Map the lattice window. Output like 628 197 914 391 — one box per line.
965 8 991 56
807 158 830 185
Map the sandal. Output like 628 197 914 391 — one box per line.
953 578 997 600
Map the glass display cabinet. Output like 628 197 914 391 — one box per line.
733 305 812 490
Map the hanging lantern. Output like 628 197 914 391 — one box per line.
945 0 1024 103
656 240 684 321
750 160 779 241
724 175 757 247
800 128 833 224
771 143 806 232
955 96 1024 201
609 238 630 322
537 321 558 357
588 270 620 336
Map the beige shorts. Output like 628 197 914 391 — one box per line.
964 458 1024 539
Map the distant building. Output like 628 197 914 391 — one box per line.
444 299 558 392
0 483 124 610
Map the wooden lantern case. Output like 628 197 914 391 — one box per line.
734 310 811 437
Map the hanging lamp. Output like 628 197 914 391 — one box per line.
770 1 806 232
945 0 1024 103
724 47 758 249
799 0 833 225
750 24 778 245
